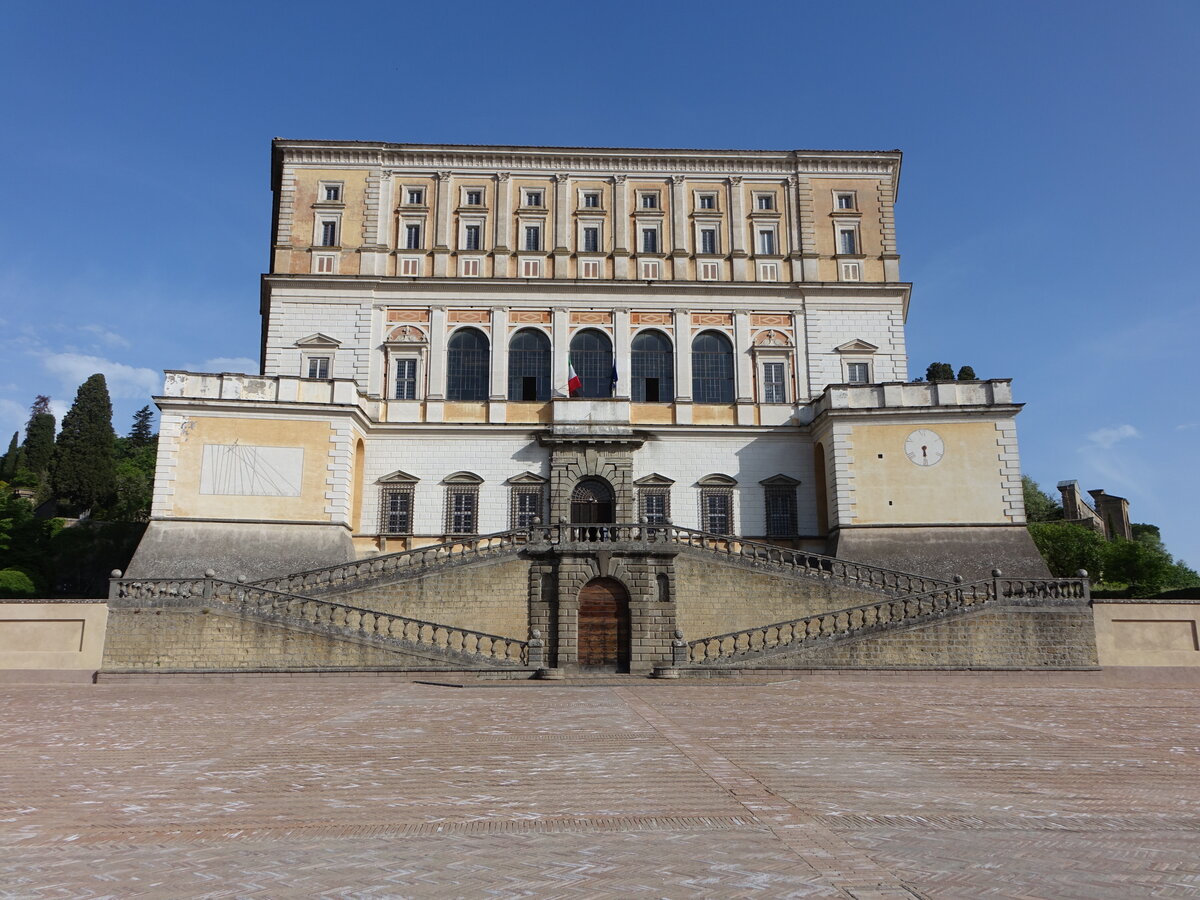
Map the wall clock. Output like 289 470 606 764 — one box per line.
904 429 944 467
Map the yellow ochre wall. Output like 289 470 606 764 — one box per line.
1093 602 1200 667
0 602 108 671
168 416 335 521
848 421 1007 525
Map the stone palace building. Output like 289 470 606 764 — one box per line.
111 140 1093 676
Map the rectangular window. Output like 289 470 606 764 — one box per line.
464 224 481 250
699 262 719 280
511 487 544 529
405 223 422 250
758 263 778 282
847 362 870 384
840 261 862 281
400 257 421 276
582 226 600 252
641 228 658 253
314 254 336 274
465 190 482 206
700 228 717 254
524 190 543 207
838 227 858 255
323 184 341 202
641 260 660 280
525 225 541 251
582 192 600 208
446 486 478 535
460 258 480 277
380 486 414 535
697 193 716 210
407 188 424 205
758 230 776 255
764 486 798 538
320 220 338 247
640 489 670 526
700 489 733 535
394 358 417 399
763 361 786 403
641 192 659 209
756 194 775 210
521 257 542 278
306 356 330 379
581 259 600 279
836 192 856 210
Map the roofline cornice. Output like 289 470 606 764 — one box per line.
271 139 902 179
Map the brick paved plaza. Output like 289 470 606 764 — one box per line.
2 671 1198 899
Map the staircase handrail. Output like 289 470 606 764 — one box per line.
110 575 529 666
683 575 1090 665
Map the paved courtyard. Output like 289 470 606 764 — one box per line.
1 671 1198 899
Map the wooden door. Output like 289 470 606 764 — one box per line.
577 578 630 671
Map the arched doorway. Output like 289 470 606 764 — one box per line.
571 478 614 525
577 577 631 671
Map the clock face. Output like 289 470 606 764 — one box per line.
904 429 945 467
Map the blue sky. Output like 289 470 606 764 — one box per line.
2 0 1197 564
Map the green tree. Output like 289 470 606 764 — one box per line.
925 362 954 382
0 432 18 481
1022 476 1063 522
128 405 154 449
956 365 977 380
1101 538 1176 597
23 396 56 477
1028 521 1107 577
51 374 116 515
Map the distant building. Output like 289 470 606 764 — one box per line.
1058 480 1132 540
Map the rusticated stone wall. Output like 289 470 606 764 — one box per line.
338 558 531 640
672 552 883 641
732 605 1098 669
102 607 450 671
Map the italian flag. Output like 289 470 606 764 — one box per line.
567 358 582 396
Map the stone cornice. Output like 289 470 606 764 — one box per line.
274 140 901 179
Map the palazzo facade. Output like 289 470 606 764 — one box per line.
128 139 1046 591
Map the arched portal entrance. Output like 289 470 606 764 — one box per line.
577 577 631 671
570 478 614 525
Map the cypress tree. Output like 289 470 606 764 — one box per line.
23 396 56 476
52 375 116 514
0 432 17 481
925 362 955 382
956 365 977 381
128 406 155 448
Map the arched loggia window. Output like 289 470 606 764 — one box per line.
446 327 489 401
508 329 551 401
631 330 674 402
569 329 614 398
692 331 734 403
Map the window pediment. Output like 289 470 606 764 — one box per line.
386 324 428 344
759 473 801 486
378 469 419 484
443 471 484 484
835 339 878 354
697 473 737 486
295 332 341 348
753 329 793 349
505 471 548 485
634 473 675 486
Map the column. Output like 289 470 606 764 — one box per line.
553 172 571 278
727 176 747 280
673 308 692 423
493 172 511 277
613 308 631 400
612 174 629 279
551 307 570 397
733 310 755 425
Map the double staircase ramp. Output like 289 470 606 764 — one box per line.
109 525 1089 671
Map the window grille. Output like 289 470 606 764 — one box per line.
380 485 414 535
569 329 614 398
507 329 551 401
445 486 479 535
446 328 489 401
631 331 673 402
700 488 734 534
691 331 735 403
640 488 670 525
510 486 544 528
764 485 798 537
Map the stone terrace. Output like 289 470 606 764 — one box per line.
1 671 1198 898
